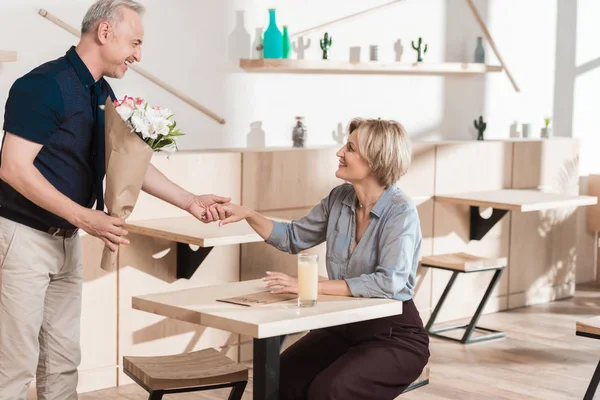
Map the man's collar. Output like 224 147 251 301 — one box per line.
65 46 96 89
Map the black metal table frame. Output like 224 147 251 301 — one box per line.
577 330 600 400
422 263 506 344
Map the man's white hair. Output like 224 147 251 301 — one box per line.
81 0 145 34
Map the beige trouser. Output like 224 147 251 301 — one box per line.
0 217 83 400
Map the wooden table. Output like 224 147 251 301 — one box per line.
434 189 597 240
126 216 265 279
132 279 403 400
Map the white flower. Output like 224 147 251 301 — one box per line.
116 103 134 120
131 108 153 139
141 109 166 138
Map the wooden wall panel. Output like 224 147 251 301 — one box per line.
414 197 434 321
401 143 436 198
117 152 243 385
241 148 343 210
509 140 580 308
129 152 242 221
434 142 513 194
431 142 512 324
512 138 580 190
118 234 240 385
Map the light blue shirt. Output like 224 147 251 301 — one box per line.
266 183 422 301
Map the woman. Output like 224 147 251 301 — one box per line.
214 118 429 400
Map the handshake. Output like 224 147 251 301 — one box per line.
193 194 251 228
76 192 250 253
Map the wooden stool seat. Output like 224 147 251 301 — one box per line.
421 252 507 272
421 253 506 344
123 348 248 400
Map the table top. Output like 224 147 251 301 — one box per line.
125 216 265 247
434 189 597 212
132 279 403 339
576 316 600 338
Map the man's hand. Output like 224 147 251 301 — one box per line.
184 194 232 223
73 209 129 252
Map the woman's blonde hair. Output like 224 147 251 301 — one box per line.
348 118 412 187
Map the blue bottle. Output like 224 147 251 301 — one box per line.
263 9 283 59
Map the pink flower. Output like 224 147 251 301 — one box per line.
135 97 144 106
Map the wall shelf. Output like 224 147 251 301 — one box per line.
0 51 17 62
240 59 503 76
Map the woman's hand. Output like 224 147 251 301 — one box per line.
263 271 299 294
210 203 250 226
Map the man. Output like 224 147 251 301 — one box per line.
0 1 229 399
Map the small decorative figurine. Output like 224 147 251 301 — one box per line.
293 36 311 60
394 39 404 62
292 116 307 147
474 116 487 141
474 36 485 63
332 122 345 144
369 45 379 61
320 32 333 60
411 37 427 62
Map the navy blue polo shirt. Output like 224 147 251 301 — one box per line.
0 46 115 230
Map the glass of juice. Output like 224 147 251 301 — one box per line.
297 253 319 307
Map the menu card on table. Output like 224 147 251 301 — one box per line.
217 291 297 307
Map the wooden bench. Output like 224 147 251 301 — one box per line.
576 317 600 400
420 252 507 344
400 366 430 395
123 348 248 400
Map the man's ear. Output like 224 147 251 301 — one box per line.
97 20 112 44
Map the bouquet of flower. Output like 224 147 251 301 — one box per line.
99 95 183 272
114 95 184 152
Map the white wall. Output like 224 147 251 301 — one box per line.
2 0 600 280
1 0 564 149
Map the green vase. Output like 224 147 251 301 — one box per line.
282 26 292 59
263 9 282 59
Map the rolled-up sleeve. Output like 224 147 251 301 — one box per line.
345 205 420 298
265 192 331 254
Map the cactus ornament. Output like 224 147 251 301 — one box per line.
411 37 428 62
293 36 311 60
320 32 333 59
474 116 487 141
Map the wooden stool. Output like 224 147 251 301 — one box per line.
123 348 248 400
576 316 600 400
401 366 430 395
421 252 507 344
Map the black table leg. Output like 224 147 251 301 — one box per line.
584 359 600 400
253 336 281 400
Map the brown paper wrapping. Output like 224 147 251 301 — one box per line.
100 98 153 272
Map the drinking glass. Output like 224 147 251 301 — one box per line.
297 253 319 307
